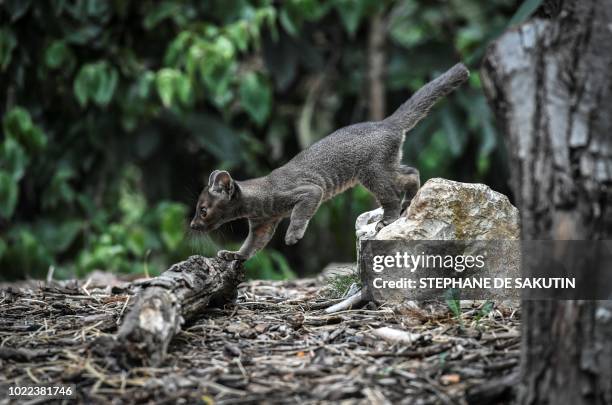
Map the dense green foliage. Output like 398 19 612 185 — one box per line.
0 0 530 280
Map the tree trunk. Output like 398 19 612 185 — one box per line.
482 1 612 404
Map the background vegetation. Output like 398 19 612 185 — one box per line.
0 0 534 280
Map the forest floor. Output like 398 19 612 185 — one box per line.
0 274 520 404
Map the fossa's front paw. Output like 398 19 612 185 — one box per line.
217 250 246 261
285 230 304 245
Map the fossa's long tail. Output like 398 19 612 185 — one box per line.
385 63 469 132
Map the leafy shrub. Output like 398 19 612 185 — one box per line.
0 1 525 280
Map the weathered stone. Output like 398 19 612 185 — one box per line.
357 178 520 242
356 178 521 303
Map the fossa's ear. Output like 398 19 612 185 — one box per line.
207 170 221 186
209 170 236 198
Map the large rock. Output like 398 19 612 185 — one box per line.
356 178 520 303
357 178 520 242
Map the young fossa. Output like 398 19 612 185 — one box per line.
190 63 469 261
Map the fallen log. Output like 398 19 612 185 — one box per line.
109 255 244 367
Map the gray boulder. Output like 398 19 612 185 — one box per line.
357 178 519 242
356 178 520 303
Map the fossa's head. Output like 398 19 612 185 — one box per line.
190 170 240 232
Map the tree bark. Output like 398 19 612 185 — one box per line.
114 256 244 367
482 1 612 404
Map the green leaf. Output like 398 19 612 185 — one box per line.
226 21 250 52
279 9 299 37
45 40 72 69
136 71 155 99
255 6 277 29
0 171 19 219
390 24 423 48
156 68 183 108
0 138 29 181
444 288 462 319
159 202 187 250
214 36 235 60
387 0 421 48
245 251 275 279
54 221 82 253
246 250 296 280
35 220 82 254
143 1 189 30
29 127 47 151
239 72 272 126
42 167 76 209
456 25 484 55
479 301 494 318
2 107 47 151
476 154 490 177
119 171 147 224
288 0 330 21
73 66 90 106
165 31 192 66
84 0 110 19
73 62 118 107
93 66 118 105
334 0 371 36
126 226 147 256
418 128 453 177
200 59 235 107
0 28 17 71
175 73 193 105
269 251 296 279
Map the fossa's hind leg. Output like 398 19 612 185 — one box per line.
397 165 420 212
359 169 403 231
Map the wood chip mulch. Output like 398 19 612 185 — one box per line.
0 277 520 404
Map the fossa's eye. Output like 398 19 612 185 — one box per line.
200 206 207 217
